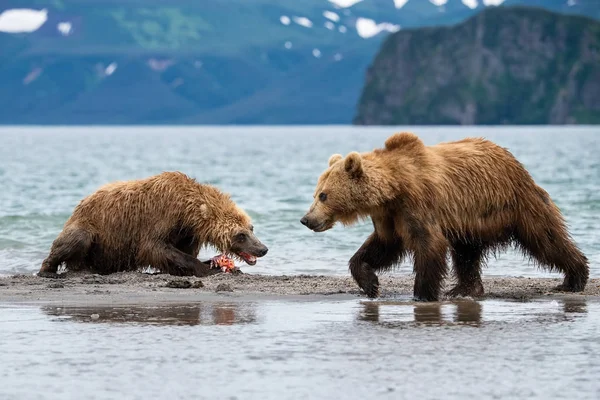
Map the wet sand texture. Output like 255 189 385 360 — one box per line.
1 272 599 305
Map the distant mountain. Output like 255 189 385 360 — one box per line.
353 6 600 125
1 0 599 125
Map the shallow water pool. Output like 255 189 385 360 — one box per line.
1 296 599 400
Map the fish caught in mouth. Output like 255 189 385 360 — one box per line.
209 251 257 273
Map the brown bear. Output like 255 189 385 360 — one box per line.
38 171 268 278
300 132 589 301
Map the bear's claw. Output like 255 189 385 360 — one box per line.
351 262 381 298
362 276 380 298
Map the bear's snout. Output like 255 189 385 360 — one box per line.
257 246 268 257
300 213 331 232
300 215 318 230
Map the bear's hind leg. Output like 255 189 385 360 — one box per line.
516 210 589 292
38 227 93 278
349 233 405 298
446 241 485 298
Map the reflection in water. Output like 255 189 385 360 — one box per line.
454 300 483 325
358 299 482 327
41 302 257 326
562 298 587 314
357 298 588 328
1 297 598 400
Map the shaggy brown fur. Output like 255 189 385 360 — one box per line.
38 172 268 277
301 132 589 301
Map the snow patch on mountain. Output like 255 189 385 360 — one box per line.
356 17 400 39
105 63 117 76
57 21 72 36
482 0 505 5
323 11 340 22
0 8 48 33
293 16 313 28
328 0 363 8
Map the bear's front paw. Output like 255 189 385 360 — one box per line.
37 271 64 279
351 262 380 298
363 279 380 299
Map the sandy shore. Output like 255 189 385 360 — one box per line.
1 271 599 305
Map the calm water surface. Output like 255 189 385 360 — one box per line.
1 297 599 400
0 126 598 278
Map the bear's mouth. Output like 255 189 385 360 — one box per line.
237 252 257 266
310 220 335 233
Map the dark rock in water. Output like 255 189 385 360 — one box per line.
166 280 192 289
354 7 600 126
165 279 204 289
215 283 234 293
47 282 65 289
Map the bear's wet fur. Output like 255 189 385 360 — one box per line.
301 132 589 301
39 172 268 278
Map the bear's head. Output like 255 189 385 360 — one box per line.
300 151 374 232
199 203 268 265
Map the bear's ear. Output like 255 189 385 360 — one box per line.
328 154 343 167
344 152 363 178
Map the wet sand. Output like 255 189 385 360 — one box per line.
1 271 599 305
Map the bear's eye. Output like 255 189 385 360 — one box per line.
249 225 254 232
319 192 327 202
235 233 247 242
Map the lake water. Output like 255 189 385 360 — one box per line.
1 126 600 400
1 296 599 400
0 126 598 278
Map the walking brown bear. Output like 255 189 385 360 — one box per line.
300 132 589 301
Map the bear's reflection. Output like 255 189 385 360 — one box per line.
357 297 588 328
41 302 257 326
358 299 483 327
561 298 587 314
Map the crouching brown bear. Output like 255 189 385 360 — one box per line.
38 171 268 278
300 132 589 301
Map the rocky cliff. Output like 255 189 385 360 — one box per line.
354 6 600 125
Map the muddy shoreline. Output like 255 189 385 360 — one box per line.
1 271 599 306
